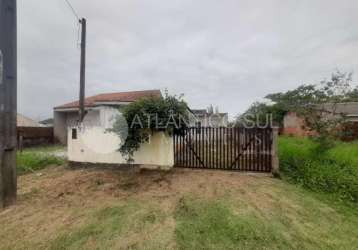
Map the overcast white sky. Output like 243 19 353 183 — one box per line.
18 0 358 120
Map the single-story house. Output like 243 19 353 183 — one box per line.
54 90 162 144
283 102 358 137
53 89 178 168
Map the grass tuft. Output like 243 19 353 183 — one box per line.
17 152 65 174
175 197 288 249
50 202 166 250
16 145 66 174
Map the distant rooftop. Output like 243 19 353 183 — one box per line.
322 102 358 116
55 90 162 109
17 114 42 127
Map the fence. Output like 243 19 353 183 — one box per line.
17 126 54 148
174 127 275 172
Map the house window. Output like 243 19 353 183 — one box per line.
72 128 77 140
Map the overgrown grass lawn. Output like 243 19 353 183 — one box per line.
0 167 357 249
279 137 358 202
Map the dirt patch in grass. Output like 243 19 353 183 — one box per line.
18 166 272 208
1 166 357 249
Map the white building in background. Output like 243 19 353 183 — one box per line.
190 109 229 127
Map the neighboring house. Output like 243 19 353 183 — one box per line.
54 90 162 144
283 102 358 137
321 102 358 122
190 109 229 127
17 114 53 147
17 113 42 127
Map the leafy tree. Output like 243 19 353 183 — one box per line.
110 91 189 161
345 86 358 102
236 102 287 127
237 71 357 150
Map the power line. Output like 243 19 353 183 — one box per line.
62 1 87 123
63 0 81 48
64 0 80 21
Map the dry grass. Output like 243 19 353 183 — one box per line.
0 166 357 249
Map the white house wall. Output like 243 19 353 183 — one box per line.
68 128 174 169
54 108 103 144
54 111 67 144
99 106 121 129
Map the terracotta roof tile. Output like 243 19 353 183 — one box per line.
55 90 162 109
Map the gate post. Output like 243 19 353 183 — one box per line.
271 127 279 176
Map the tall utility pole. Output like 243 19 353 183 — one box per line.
0 0 17 208
79 18 86 122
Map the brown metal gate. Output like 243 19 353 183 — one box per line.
174 127 273 172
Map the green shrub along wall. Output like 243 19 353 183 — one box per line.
279 137 358 202
16 150 65 175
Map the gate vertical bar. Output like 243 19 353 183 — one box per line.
173 134 176 166
231 128 234 170
219 127 221 169
182 133 184 166
250 129 253 171
211 127 213 168
189 128 192 167
185 129 188 167
208 127 211 168
261 129 265 171
222 127 224 169
259 129 262 171
205 127 207 167
196 127 199 167
228 128 230 169
238 127 241 170
267 128 271 171
233 127 240 169
219 127 222 169
256 128 260 171
215 127 218 169
245 128 247 171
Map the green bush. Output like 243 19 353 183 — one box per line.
17 152 65 175
279 137 358 202
111 92 189 160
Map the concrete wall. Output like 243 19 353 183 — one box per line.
68 128 174 169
